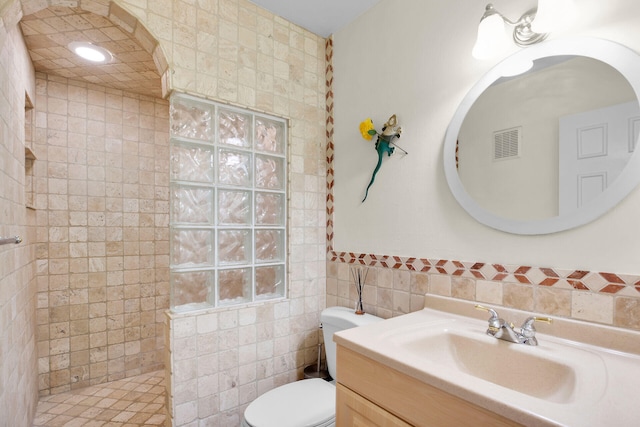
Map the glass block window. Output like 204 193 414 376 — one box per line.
169 93 287 312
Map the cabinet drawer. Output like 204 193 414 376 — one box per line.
337 383 412 427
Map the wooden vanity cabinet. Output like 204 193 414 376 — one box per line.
336 345 522 427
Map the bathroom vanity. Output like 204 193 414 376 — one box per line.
334 295 640 426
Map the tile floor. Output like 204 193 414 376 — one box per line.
32 370 166 427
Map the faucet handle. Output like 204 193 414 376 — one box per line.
474 304 498 318
520 316 553 345
474 305 502 329
521 316 552 331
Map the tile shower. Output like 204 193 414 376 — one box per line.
2 0 330 425
34 73 170 395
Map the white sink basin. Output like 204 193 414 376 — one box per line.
394 326 594 403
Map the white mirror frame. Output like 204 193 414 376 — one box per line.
444 38 640 234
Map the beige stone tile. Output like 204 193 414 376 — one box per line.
392 290 410 315
393 269 411 292
503 283 534 311
429 274 452 296
452 277 476 300
572 291 614 324
615 297 640 329
475 280 502 305
410 273 429 295
535 287 572 317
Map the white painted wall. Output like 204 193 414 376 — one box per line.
332 0 640 273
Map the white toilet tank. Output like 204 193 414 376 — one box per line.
321 307 382 380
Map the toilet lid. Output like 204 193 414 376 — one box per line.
244 378 335 427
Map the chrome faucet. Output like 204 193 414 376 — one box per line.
475 305 552 346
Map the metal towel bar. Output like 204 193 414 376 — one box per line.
0 236 22 245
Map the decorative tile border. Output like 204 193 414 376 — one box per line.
327 251 640 295
323 35 640 299
325 36 336 255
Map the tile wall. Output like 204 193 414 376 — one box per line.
326 256 640 328
0 20 39 427
155 1 329 426
33 73 170 395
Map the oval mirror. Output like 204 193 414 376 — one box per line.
444 38 640 234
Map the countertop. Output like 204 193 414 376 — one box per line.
334 295 640 427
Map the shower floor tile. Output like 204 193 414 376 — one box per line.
32 370 166 427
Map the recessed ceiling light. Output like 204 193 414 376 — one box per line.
68 42 113 63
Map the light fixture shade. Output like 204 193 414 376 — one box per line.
472 11 509 60
531 0 575 34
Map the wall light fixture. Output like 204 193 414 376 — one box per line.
472 0 575 60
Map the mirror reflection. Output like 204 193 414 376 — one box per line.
457 56 639 221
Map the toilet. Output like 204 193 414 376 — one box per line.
241 306 382 427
